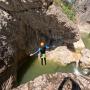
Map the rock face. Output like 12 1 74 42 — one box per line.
13 73 90 90
80 49 90 68
75 0 90 33
0 0 80 90
46 46 81 65
0 0 80 53
73 39 85 50
0 34 16 89
46 46 90 69
75 0 90 18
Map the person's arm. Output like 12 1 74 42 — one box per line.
30 48 40 56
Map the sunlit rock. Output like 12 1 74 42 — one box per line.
73 38 85 51
13 73 90 90
47 46 81 65
80 49 90 68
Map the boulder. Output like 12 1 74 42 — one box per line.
47 46 81 65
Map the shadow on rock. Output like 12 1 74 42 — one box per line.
58 77 81 90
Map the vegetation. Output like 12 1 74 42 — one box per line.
88 33 90 38
54 0 76 21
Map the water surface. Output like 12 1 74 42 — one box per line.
17 57 76 84
81 32 90 49
17 33 90 85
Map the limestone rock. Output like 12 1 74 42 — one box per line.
73 38 85 50
13 73 90 90
75 0 90 33
80 49 90 68
76 0 90 18
0 0 80 54
78 24 90 33
47 46 81 65
0 0 80 89
0 33 16 90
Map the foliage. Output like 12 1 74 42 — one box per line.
81 33 90 49
54 0 76 21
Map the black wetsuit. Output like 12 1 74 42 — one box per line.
40 46 46 65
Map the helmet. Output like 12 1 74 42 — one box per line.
40 41 45 46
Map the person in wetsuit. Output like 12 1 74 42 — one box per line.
30 42 49 65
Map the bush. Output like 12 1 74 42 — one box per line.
54 0 76 21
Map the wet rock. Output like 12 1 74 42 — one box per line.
13 73 90 90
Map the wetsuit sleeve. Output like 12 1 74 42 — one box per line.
32 48 40 55
46 45 49 49
36 48 40 53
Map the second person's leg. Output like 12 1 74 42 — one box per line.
44 58 46 65
41 58 43 65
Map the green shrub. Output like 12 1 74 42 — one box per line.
54 0 76 21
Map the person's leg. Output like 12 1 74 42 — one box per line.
41 58 43 65
44 58 46 65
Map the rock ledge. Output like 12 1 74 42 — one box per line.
13 73 90 90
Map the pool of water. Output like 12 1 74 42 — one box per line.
81 32 90 49
17 57 77 85
17 32 90 85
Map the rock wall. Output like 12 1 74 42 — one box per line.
0 33 16 89
80 49 90 69
13 73 90 90
0 0 80 53
0 0 80 90
75 0 90 25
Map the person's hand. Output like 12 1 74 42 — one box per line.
30 54 33 56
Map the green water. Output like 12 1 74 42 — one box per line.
17 32 90 85
17 57 75 85
81 33 90 49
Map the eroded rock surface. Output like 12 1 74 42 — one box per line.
75 0 90 33
13 73 90 90
46 45 81 65
0 33 16 90
80 49 90 68
0 0 80 54
75 0 90 22
0 0 80 90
